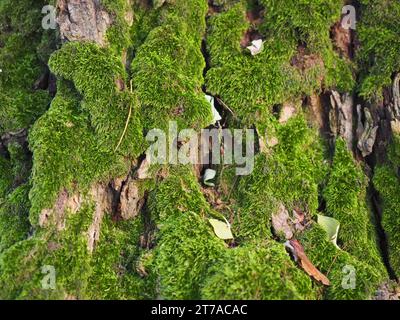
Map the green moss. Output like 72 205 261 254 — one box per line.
154 210 226 299
0 238 63 300
0 157 13 198
300 224 385 300
149 166 211 223
30 41 147 221
0 184 31 252
0 0 52 134
147 165 229 299
323 138 385 273
28 82 130 224
102 0 133 53
130 4 160 51
373 148 400 274
0 198 147 299
233 115 327 241
131 0 212 132
357 0 400 99
201 241 316 300
49 42 144 155
206 0 353 125
87 215 146 300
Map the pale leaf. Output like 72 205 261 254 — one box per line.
317 214 340 249
205 94 222 124
209 218 234 240
247 39 264 56
203 169 217 187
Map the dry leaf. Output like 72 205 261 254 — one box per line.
288 239 330 286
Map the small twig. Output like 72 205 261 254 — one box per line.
115 80 134 152
216 97 236 118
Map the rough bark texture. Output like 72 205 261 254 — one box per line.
57 0 112 46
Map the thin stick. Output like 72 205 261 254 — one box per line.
216 97 236 117
115 80 133 152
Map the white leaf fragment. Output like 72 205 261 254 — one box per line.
247 39 264 56
203 169 217 187
205 94 222 124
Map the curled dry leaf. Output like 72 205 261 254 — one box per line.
288 239 330 286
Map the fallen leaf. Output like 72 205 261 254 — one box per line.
288 239 330 286
203 169 217 187
209 218 234 240
317 214 340 249
205 94 222 124
247 39 264 56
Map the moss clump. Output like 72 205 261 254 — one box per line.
131 0 213 132
206 0 353 125
149 166 211 223
87 215 146 300
0 157 13 198
30 40 147 220
102 0 133 54
300 224 385 300
0 199 146 299
201 240 316 300
233 115 327 241
324 138 385 273
357 0 400 99
0 238 62 300
147 165 227 299
28 82 130 223
0 184 31 252
48 42 144 156
373 135 400 274
0 0 52 135
154 210 226 299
